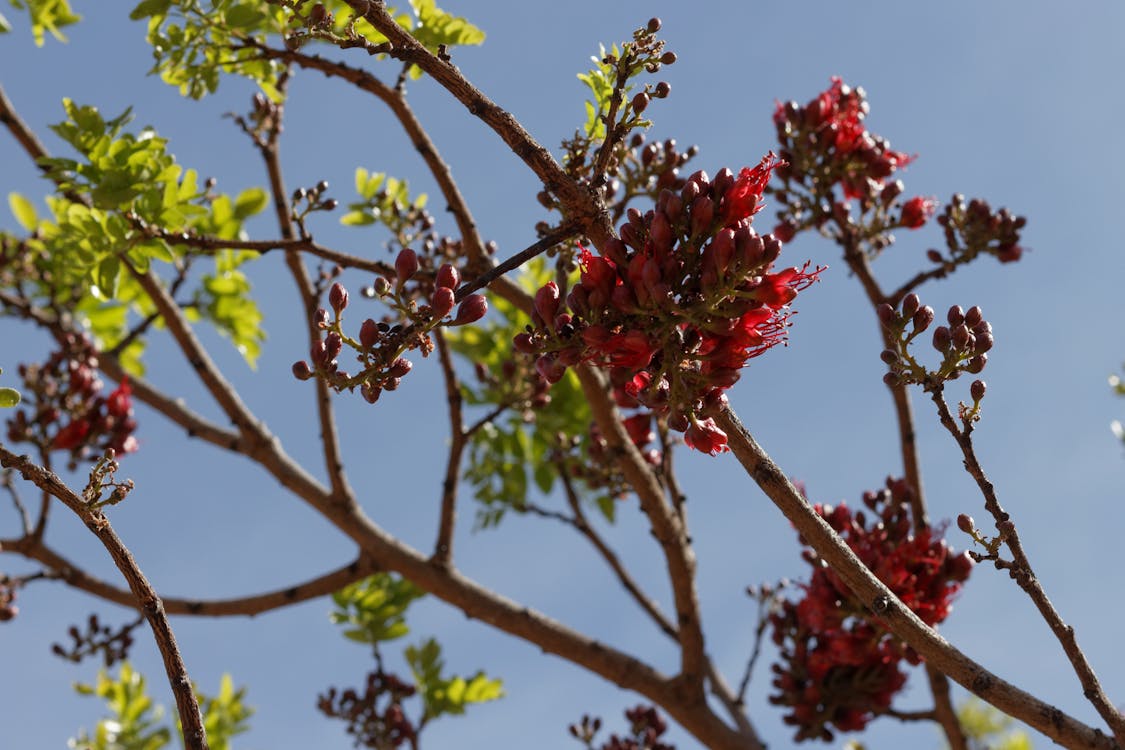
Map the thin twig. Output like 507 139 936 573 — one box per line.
431 330 464 565
253 74 356 507
0 448 208 750
930 387 1125 744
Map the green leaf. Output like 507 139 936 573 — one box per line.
0 10 11 33
405 638 503 720
94 255 121 298
70 662 172 750
129 0 172 21
232 186 267 220
224 3 265 30
196 674 253 750
329 573 426 645
0 388 21 407
8 192 38 231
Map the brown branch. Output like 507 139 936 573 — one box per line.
716 406 1120 750
574 366 708 705
555 465 677 640
431 330 464 565
0 83 50 164
930 388 1125 744
341 1 617 250
0 537 374 617
253 77 356 507
838 221 965 748
0 448 208 750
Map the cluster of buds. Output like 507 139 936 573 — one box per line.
293 250 487 404
568 704 675 750
929 193 1027 266
878 294 993 389
51 613 139 666
769 478 972 741
317 670 418 749
772 77 919 208
518 154 819 454
6 334 138 467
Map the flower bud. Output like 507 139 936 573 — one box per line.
361 382 381 404
452 294 488 325
965 305 983 326
974 332 994 354
395 248 419 285
951 323 971 351
535 282 561 325
690 195 715 238
966 354 988 374
932 325 951 352
926 249 944 264
970 379 986 401
388 357 413 378
436 263 460 290
631 92 649 114
957 513 975 534
430 287 455 318
901 293 920 319
947 304 965 327
911 305 935 333
880 349 899 365
359 318 380 349
373 276 391 297
324 332 343 361
876 303 896 328
314 308 330 327
292 360 314 380
329 282 349 314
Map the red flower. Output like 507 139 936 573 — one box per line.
595 330 659 369
684 417 728 455
53 419 90 450
105 378 133 418
721 152 783 226
900 196 937 229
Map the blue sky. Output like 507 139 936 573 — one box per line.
2 3 1124 749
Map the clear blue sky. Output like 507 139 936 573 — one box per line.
2 3 1124 749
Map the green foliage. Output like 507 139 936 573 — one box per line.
954 698 1032 750
330 573 427 645
449 261 615 528
195 674 253 750
70 663 172 750
0 368 21 407
131 0 288 100
71 663 253 750
4 101 269 370
340 167 428 244
404 638 503 720
576 44 618 140
3 0 80 45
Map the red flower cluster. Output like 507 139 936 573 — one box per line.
769 478 972 741
772 77 915 204
518 155 820 454
7 335 138 461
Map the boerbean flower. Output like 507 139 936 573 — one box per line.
520 155 820 454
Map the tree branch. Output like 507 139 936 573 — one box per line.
431 329 464 565
716 406 1120 750
930 388 1125 744
0 448 208 750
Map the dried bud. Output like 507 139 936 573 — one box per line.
647 17 661 32
430 287 455 318
653 81 671 98
314 308 330 327
329 282 348 314
632 92 650 114
395 248 419 285
436 263 460 290
292 360 314 380
373 277 391 297
926 249 944 264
